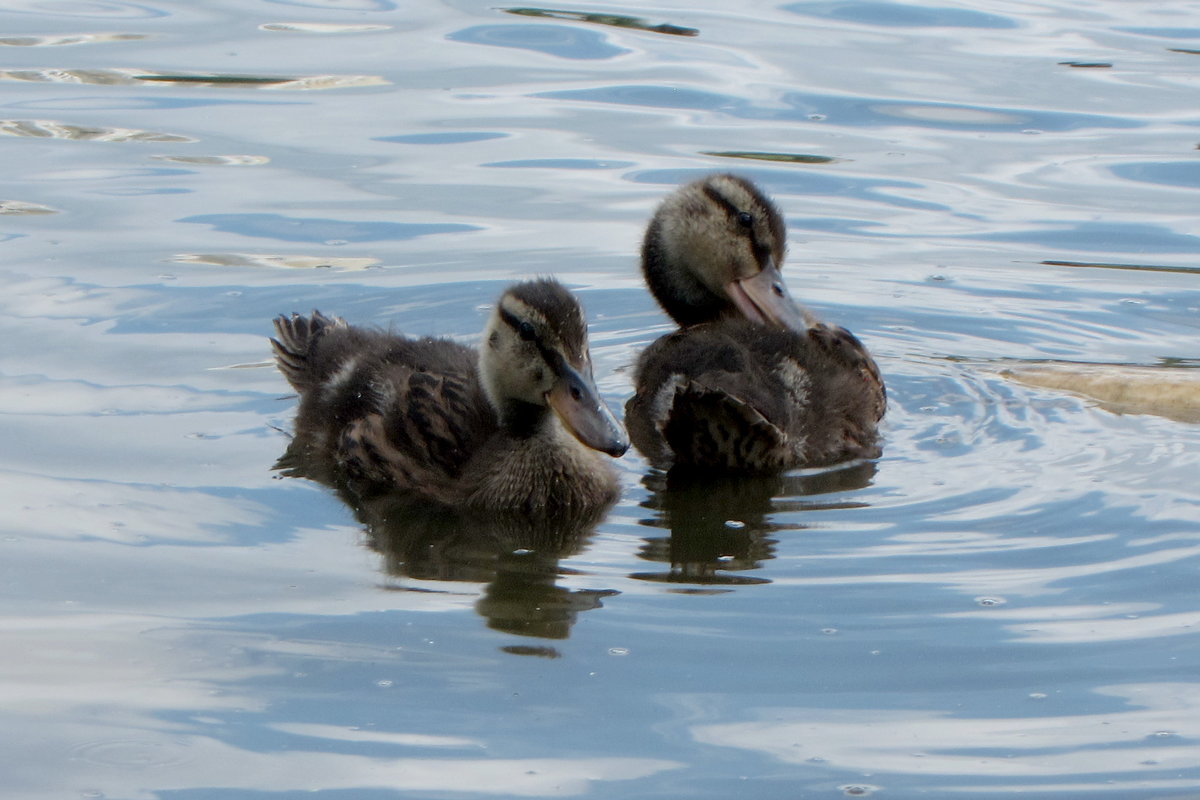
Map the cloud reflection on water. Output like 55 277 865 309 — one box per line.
691 682 1200 789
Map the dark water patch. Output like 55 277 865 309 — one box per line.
1117 27 1200 39
447 24 629 60
703 150 843 164
133 71 386 90
784 1 1017 29
1112 161 1200 189
1042 261 1200 275
179 213 481 244
537 84 749 112
967 222 1200 255
502 7 698 37
1169 48 1200 55
1059 61 1112 68
378 131 507 145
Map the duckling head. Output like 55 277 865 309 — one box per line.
642 173 812 331
480 279 629 457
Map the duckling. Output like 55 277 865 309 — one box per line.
272 279 628 512
625 173 885 472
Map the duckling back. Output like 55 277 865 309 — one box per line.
628 318 884 472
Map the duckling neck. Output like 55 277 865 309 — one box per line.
498 399 550 439
463 401 619 512
643 237 727 327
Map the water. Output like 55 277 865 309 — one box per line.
2 1 1198 797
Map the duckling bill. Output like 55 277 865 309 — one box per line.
627 173 885 472
272 279 628 512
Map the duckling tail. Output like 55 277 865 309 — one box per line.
271 310 345 391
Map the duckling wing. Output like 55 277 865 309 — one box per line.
628 320 885 471
274 313 494 501
336 359 493 500
661 379 797 471
627 325 795 471
804 323 886 424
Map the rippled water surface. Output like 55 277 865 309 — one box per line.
3 1 1199 797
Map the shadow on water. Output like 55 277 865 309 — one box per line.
275 434 617 649
632 462 877 588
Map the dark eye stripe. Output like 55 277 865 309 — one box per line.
704 184 773 266
498 304 568 375
702 184 742 220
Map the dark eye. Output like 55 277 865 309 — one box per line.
736 212 754 228
517 321 537 341
772 281 785 297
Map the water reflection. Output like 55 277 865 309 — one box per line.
0 33 149 46
691 682 1200 790
633 463 876 586
276 436 618 643
0 67 386 90
0 118 192 142
501 7 699 37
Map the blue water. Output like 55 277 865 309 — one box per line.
2 1 1199 798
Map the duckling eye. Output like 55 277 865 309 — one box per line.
736 211 754 228
772 281 785 297
517 320 537 341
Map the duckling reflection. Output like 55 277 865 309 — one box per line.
632 461 877 586
278 440 618 641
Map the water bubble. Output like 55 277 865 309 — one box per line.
376 679 393 688
1150 730 1177 738
608 647 630 656
821 627 838 635
809 114 826 121
840 785 879 796
975 596 1007 607
724 519 745 529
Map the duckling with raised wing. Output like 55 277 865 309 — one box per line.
626 173 885 472
272 279 628 512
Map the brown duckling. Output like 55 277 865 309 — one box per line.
625 173 885 472
272 279 628 512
